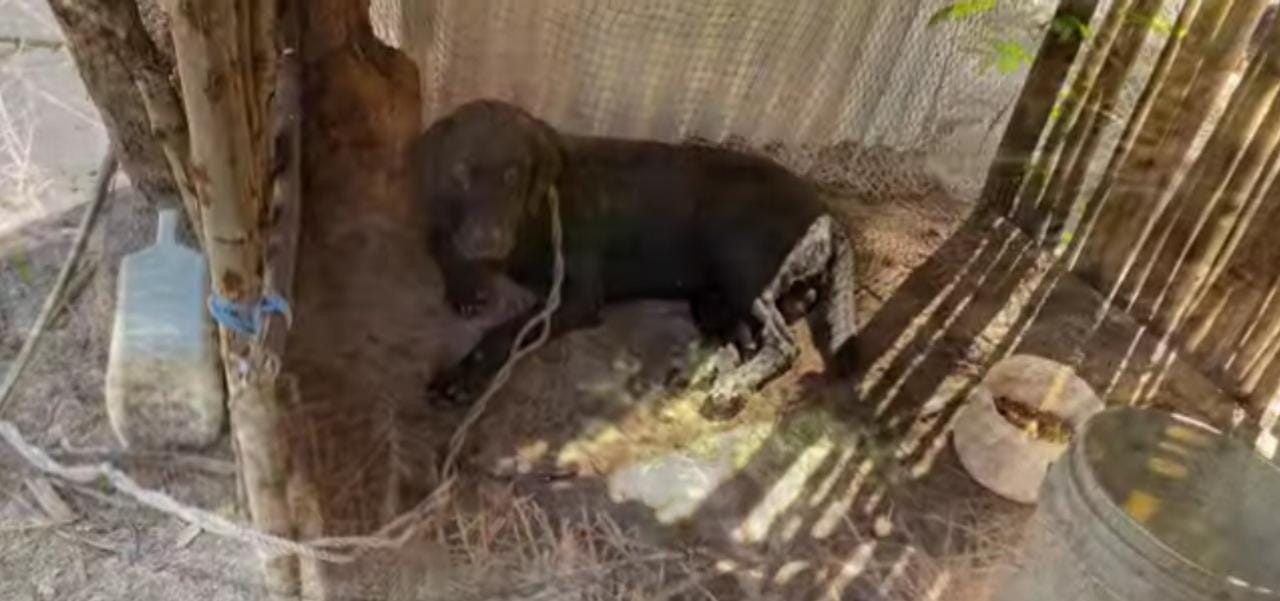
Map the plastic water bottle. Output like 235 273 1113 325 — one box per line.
105 209 224 449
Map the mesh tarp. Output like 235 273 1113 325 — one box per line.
372 0 1057 201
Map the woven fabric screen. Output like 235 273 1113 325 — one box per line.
370 0 1057 201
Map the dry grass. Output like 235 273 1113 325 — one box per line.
420 491 717 601
318 466 1024 601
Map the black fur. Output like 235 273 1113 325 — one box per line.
415 100 857 418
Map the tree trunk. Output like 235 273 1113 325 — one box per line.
1123 61 1261 313
1011 0 1135 232
46 0 177 204
1161 96 1280 333
47 0 207 245
1198 114 1280 308
1132 52 1280 326
980 0 1101 218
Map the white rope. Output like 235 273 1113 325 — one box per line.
441 186 565 480
0 184 567 564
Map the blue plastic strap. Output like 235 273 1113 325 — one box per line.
207 292 292 336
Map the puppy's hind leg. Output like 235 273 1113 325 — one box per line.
808 219 858 377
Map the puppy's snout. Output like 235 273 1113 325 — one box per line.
455 225 513 259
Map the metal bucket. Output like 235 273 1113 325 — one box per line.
995 406 1280 601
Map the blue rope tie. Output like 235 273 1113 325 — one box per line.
207 292 292 336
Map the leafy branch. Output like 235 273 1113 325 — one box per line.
929 0 1095 74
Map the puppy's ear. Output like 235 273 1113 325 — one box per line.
518 112 564 218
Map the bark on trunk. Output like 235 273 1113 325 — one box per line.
47 0 205 245
46 0 177 203
1158 29 1280 330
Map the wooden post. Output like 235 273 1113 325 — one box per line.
158 1 296 597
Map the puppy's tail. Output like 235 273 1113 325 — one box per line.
814 220 858 377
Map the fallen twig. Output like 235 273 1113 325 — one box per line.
51 260 98 323
0 35 66 51
0 149 116 418
53 529 128 555
24 477 76 523
53 439 237 477
174 523 203 549
1 417 458 562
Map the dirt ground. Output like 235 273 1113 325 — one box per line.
0 3 1245 599
0 152 1241 601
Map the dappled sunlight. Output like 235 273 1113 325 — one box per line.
819 541 876 601
5 0 1280 597
735 434 835 544
811 456 876 540
860 237 990 400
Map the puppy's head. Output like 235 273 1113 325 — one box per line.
413 100 563 262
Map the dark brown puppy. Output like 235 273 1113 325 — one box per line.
415 100 857 418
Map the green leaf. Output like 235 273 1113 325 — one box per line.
1129 11 1174 36
928 0 998 27
1050 14 1092 42
992 39 1032 73
1049 101 1064 122
10 249 33 285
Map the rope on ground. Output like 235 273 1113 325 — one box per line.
0 176 566 564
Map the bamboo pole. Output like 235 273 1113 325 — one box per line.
1040 0 1171 244
1076 0 1246 283
981 0 1101 218
1011 0 1135 231
1226 273 1280 371
1067 0 1205 267
1194 124 1280 312
1244 322 1280 393
1239 275 1280 383
158 1 296 597
1125 59 1262 313
1159 40 1280 332
1136 17 1280 313
1186 280 1237 350
1181 28 1280 317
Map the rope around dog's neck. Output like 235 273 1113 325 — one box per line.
441 185 565 479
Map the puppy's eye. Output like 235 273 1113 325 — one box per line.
502 167 519 187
